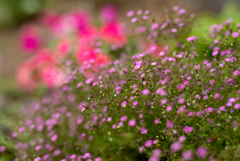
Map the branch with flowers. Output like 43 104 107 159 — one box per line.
2 4 240 161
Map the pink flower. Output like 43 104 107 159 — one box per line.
142 89 150 95
20 26 41 53
187 36 195 42
70 154 76 159
56 40 70 56
53 149 61 156
207 138 213 143
77 47 110 70
161 99 167 104
126 10 134 17
121 101 127 107
83 153 91 158
133 101 138 107
16 60 39 91
166 106 172 112
209 79 215 85
131 17 138 23
154 119 160 124
182 150 193 160
139 146 144 153
233 70 240 76
173 6 179 11
183 126 193 133
120 116 128 122
151 23 159 30
141 127 148 134
179 135 186 142
178 8 186 15
41 67 66 88
232 32 239 38
144 140 153 148
170 142 182 152
195 94 201 99
171 28 178 33
100 5 118 23
51 134 58 142
128 119 136 127
146 44 164 57
0 146 6 152
95 157 102 161
35 145 42 151
214 93 220 99
196 147 208 159
100 22 127 47
34 157 41 161
167 121 174 128
212 51 218 56
156 88 167 96
188 112 194 117
178 98 185 104
234 103 240 109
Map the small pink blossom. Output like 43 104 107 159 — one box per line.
183 126 193 133
142 89 150 95
187 36 195 42
234 103 240 109
131 17 138 23
178 8 186 15
144 140 153 148
156 88 167 96
51 134 58 142
182 150 193 160
151 23 159 30
126 10 134 17
232 32 239 38
233 70 240 76
128 119 136 127
212 51 218 56
196 147 208 159
170 141 182 152
179 135 186 142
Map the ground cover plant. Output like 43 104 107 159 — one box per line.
2 5 240 161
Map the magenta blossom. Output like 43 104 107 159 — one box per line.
212 51 218 56
233 70 240 76
126 10 134 17
178 98 185 104
170 141 182 152
142 89 150 95
182 150 193 160
121 101 127 107
128 119 136 127
167 121 174 128
234 103 240 109
196 147 208 159
144 140 153 148
183 126 193 133
156 88 167 96
187 36 195 42
179 135 186 142
232 32 239 38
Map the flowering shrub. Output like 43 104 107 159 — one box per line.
3 5 240 161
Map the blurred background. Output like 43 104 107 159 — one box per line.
1 0 240 81
0 0 240 159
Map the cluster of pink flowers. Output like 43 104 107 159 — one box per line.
4 4 240 161
17 5 128 91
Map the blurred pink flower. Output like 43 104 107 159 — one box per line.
20 26 41 53
100 4 118 23
41 67 66 88
100 22 127 47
